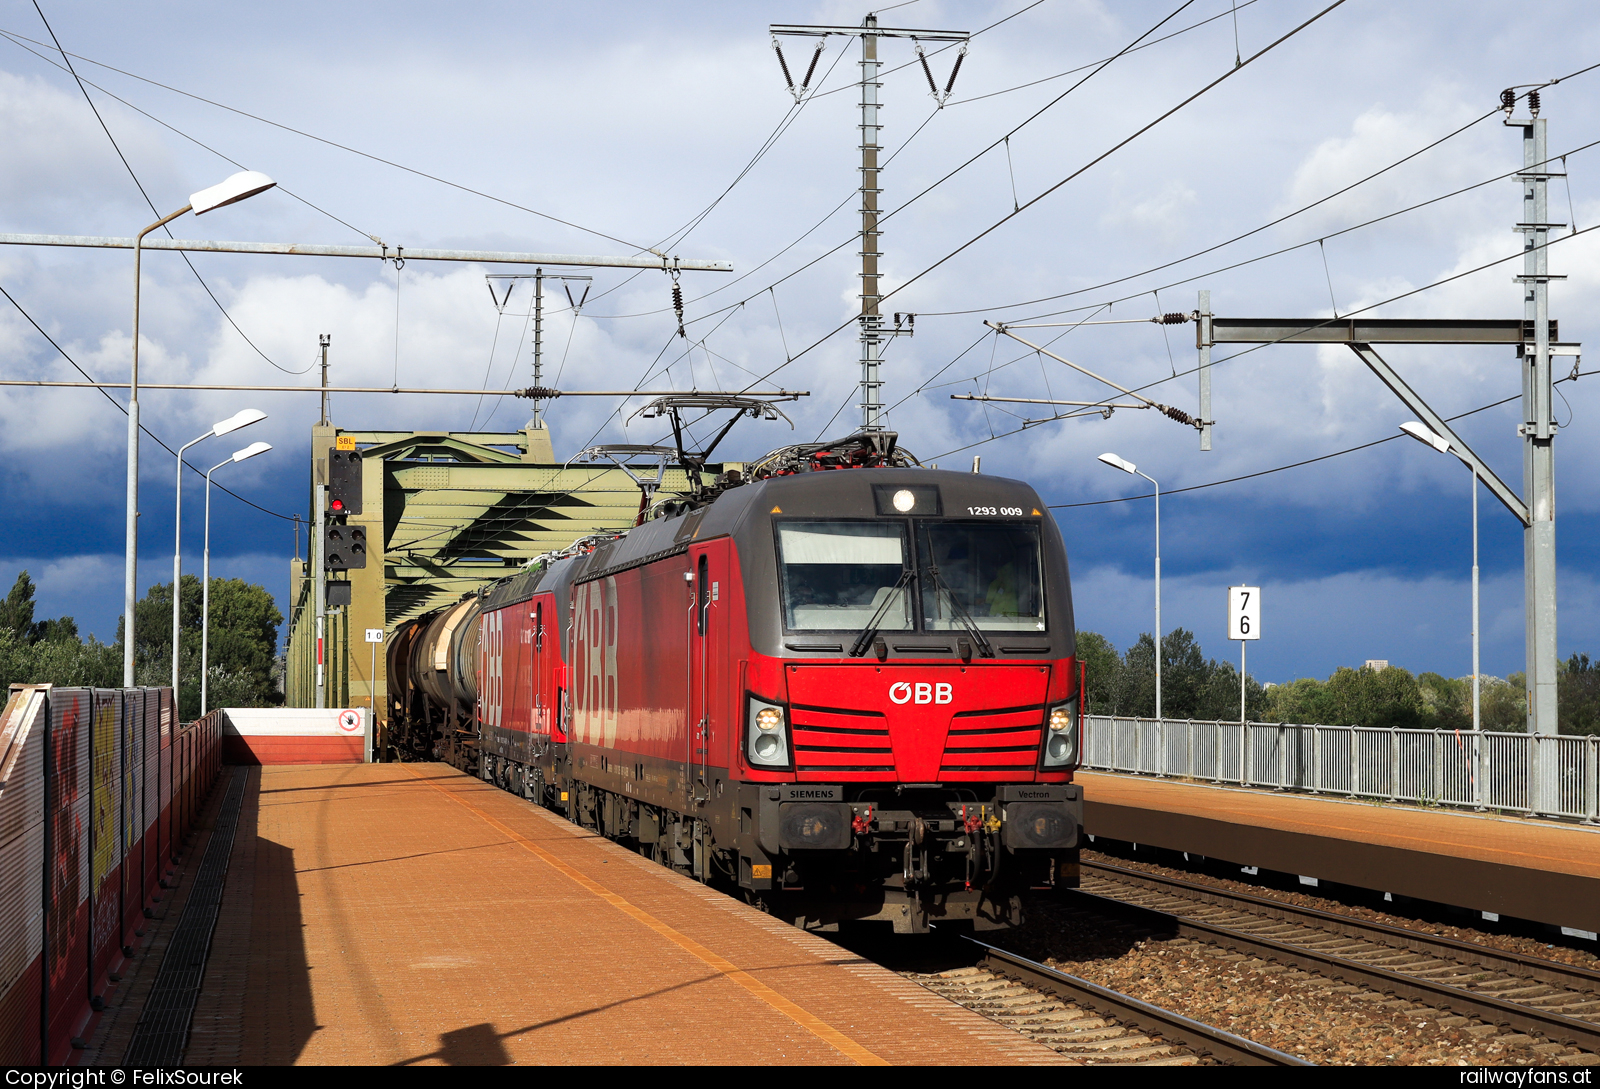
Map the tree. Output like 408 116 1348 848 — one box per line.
1263 664 1430 729
1263 677 1336 724
0 572 36 639
0 626 120 690
1325 664 1425 730
1483 673 1527 732
1075 631 1122 714
0 568 281 719
1560 655 1600 736
1417 672 1472 732
1193 658 1269 722
204 578 283 698
33 616 78 644
1120 633 1158 716
122 576 284 719
1075 628 1265 720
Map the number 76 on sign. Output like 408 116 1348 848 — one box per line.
1228 586 1261 641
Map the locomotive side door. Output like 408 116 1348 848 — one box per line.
689 542 729 801
688 551 711 803
531 601 545 745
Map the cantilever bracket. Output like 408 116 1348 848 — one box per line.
1347 343 1531 527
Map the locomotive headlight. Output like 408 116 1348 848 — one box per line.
1041 696 1079 768
747 696 792 769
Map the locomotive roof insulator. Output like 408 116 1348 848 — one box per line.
750 429 922 479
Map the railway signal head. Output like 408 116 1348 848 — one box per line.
323 519 368 570
328 448 363 515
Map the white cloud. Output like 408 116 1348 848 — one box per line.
1279 97 1499 237
0 69 181 227
1103 178 1200 241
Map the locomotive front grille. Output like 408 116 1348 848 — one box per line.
790 706 895 778
789 704 1045 781
940 704 1043 779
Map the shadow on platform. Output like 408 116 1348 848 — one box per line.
246 836 317 1063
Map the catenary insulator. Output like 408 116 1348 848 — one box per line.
944 47 966 95
772 39 795 92
1158 312 1190 325
672 282 686 338
1159 404 1198 427
1528 90 1541 116
915 41 939 96
1501 88 1517 113
800 41 824 92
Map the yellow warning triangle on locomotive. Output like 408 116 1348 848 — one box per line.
771 506 782 513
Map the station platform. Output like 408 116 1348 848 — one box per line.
80 763 1069 1067
1080 770 1600 935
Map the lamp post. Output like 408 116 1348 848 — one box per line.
174 409 267 699
1098 452 1162 719
201 441 272 714
1401 421 1482 730
125 171 276 687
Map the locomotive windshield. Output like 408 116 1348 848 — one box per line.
919 522 1045 631
776 518 1045 633
777 521 912 631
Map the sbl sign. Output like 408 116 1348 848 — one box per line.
890 681 953 705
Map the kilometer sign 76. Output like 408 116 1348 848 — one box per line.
1228 585 1261 641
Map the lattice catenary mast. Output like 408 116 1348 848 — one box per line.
771 16 968 430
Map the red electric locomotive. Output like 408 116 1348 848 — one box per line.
469 432 1084 934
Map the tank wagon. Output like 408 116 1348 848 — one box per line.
389 434 1084 933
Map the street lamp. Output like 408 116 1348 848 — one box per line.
1098 452 1163 720
173 409 267 697
1400 420 1482 731
201 440 272 714
125 171 276 687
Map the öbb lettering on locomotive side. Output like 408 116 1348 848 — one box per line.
385 433 1084 933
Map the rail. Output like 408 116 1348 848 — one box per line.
1077 858 1600 1053
959 933 1312 1066
1082 715 1600 821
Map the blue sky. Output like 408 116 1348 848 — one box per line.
0 0 1597 683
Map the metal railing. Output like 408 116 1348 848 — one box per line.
1082 715 1600 822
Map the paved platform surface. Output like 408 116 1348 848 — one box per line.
124 763 1066 1066
1081 771 1600 933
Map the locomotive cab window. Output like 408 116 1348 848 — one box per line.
919 522 1045 632
777 521 911 632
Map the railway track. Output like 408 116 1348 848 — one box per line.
904 936 1311 1066
1077 858 1600 1057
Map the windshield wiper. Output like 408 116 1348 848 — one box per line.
848 568 915 658
925 563 995 659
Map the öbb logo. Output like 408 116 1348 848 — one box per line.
889 681 953 706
